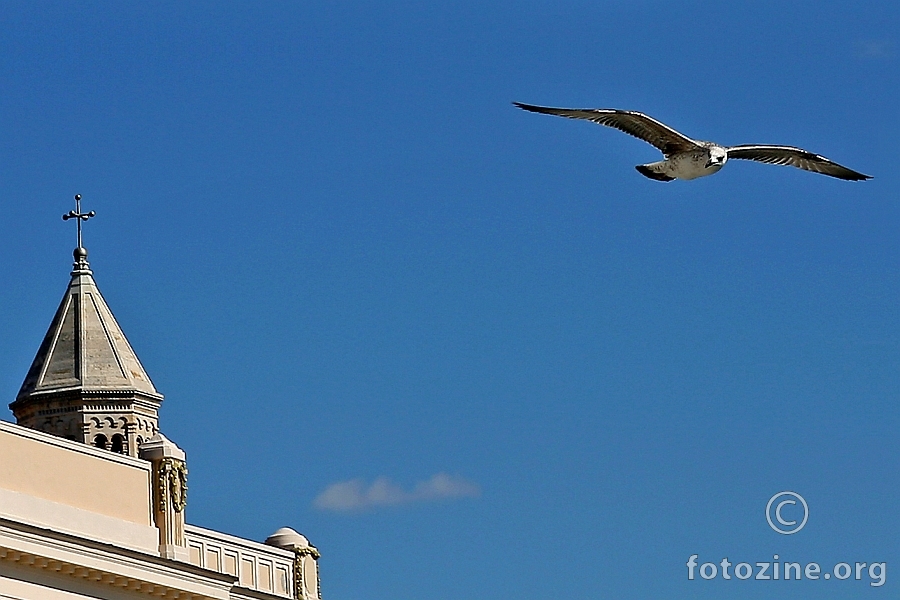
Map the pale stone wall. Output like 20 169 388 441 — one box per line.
0 420 151 526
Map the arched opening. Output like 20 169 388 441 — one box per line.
136 436 144 450
111 434 125 454
93 434 108 450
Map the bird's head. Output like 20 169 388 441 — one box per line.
706 147 728 168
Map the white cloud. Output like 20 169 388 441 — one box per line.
313 473 481 512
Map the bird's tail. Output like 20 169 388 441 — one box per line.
635 163 675 182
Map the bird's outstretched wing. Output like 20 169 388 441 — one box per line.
513 102 701 157
725 145 871 181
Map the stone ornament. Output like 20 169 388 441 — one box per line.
265 527 321 600
159 458 188 513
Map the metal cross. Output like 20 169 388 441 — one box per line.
62 194 95 249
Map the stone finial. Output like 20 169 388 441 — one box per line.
266 527 320 600
141 433 189 561
62 194 95 273
265 527 310 550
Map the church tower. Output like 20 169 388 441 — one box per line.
1 196 322 599
8 196 162 457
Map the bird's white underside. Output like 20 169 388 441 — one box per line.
644 151 724 180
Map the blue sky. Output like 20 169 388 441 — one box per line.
0 2 898 599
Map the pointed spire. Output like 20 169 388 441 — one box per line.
9 196 163 457
15 258 161 398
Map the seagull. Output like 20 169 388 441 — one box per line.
513 102 870 182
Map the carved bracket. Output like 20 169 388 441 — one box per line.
157 458 188 513
293 546 321 600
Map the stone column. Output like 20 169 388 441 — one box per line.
265 527 321 600
140 433 189 561
123 420 137 457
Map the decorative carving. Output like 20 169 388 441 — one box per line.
157 458 188 513
292 551 302 600
315 558 321 600
296 547 320 560
292 546 321 600
170 462 188 513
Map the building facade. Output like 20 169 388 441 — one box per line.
1 240 320 600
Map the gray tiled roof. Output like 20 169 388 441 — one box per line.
16 260 159 400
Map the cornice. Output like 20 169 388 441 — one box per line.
0 516 235 600
11 387 164 407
